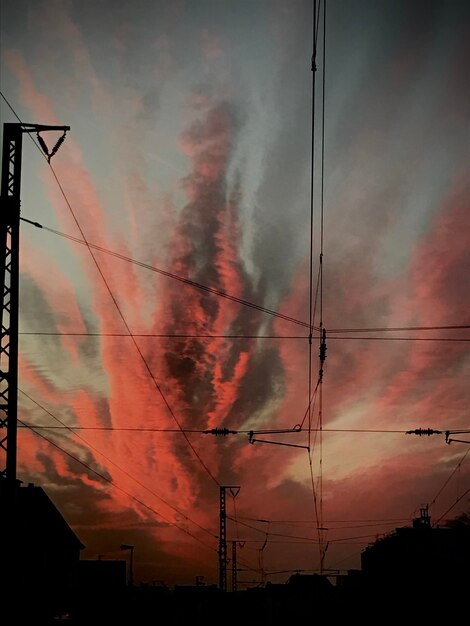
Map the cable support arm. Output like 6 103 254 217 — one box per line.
248 426 302 436
248 431 309 450
19 124 70 133
445 430 470 445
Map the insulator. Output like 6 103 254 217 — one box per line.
319 328 327 362
36 134 49 157
204 427 236 436
406 428 441 436
50 133 66 158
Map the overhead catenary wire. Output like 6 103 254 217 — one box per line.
307 0 323 570
233 515 411 525
432 486 470 527
317 0 328 575
19 418 217 552
308 0 328 573
17 423 422 434
24 220 315 331
3 91 266 573
4 90 469 337
17 211 470 341
226 516 389 544
44 192 220 486
2 95 220 488
19 388 218 539
327 325 470 333
1 47 468 584
429 447 470 511
19 330 470 341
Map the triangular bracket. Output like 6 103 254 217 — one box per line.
36 130 67 163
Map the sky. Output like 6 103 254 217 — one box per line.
0 0 469 587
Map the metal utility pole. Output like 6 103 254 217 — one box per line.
218 485 240 592
231 540 237 592
0 123 69 483
0 123 69 600
120 543 134 587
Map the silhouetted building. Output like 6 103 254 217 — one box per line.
13 481 84 620
77 559 127 591
286 571 334 594
361 507 470 595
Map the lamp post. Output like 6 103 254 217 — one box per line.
120 544 134 587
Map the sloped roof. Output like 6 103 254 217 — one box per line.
16 482 85 550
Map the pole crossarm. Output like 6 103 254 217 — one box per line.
18 124 71 133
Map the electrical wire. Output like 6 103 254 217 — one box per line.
25 221 314 331
3 86 466 339
19 418 217 552
433 486 470 526
19 388 218 538
47 179 220 486
313 0 327 573
319 0 328 575
233 515 410 524
20 331 310 339
3 85 469 577
227 516 388 544
307 0 323 573
18 208 470 338
428 447 470 514
17 423 413 434
2 90 220 485
19 330 470 341
328 325 470 333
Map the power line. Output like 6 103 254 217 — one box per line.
433 486 470 526
3 92 468 338
316 0 327 574
17 423 413 434
3 91 220 486
234 515 410 524
20 331 310 339
48 175 220 486
23 218 470 335
227 516 387 544
19 418 217 552
328 325 470 333
19 389 218 538
429 447 470 511
19 330 470 341
307 0 325 574
25 220 314 331
19 390 260 577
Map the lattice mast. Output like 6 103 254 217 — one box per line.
0 123 69 481
218 485 240 591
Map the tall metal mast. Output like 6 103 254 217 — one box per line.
218 485 240 592
0 124 69 604
0 123 69 482
231 540 238 592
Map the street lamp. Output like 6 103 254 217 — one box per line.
120 544 134 587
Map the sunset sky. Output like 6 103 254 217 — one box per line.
1 0 469 587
